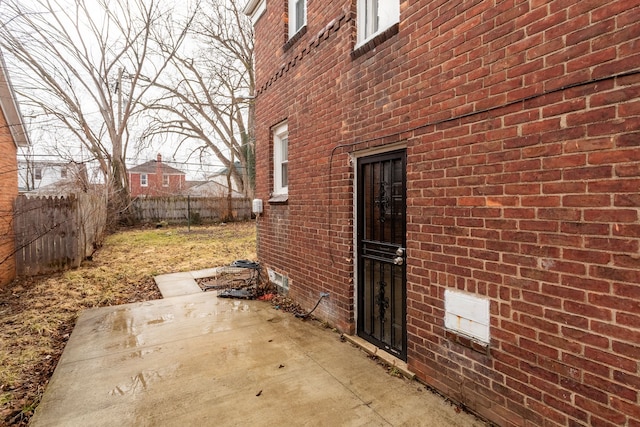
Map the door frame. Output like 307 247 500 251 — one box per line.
352 143 407 360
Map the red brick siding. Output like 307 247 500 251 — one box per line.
128 172 186 197
253 1 357 332
0 108 18 287
252 0 640 425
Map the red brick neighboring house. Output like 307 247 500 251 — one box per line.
245 0 640 425
0 51 30 287
128 154 186 197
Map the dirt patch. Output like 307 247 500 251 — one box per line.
0 221 256 426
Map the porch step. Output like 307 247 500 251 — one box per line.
154 272 202 297
343 335 415 380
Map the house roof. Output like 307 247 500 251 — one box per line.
22 178 85 196
243 0 266 24
208 161 242 178
18 159 77 168
128 159 185 175
0 50 30 148
243 0 262 15
184 180 207 189
185 180 245 198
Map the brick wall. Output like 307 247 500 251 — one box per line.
129 172 186 197
252 0 640 425
0 108 18 287
404 74 640 426
253 2 356 332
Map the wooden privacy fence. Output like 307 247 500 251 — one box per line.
131 196 252 223
13 193 107 276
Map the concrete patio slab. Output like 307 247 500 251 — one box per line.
190 268 223 279
153 272 202 297
30 291 487 427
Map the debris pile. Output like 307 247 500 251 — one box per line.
194 261 315 319
196 260 276 300
270 295 303 315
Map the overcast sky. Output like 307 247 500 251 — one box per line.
4 0 232 181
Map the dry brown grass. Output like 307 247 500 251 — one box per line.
0 221 256 426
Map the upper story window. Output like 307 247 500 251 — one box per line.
35 168 42 180
140 173 148 187
273 122 288 196
357 0 399 46
288 0 306 39
163 174 169 187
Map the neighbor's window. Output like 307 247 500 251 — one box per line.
273 122 288 195
357 0 399 45
35 168 42 180
61 168 68 178
288 0 306 39
140 173 148 187
163 174 169 187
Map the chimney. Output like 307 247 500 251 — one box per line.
157 153 162 163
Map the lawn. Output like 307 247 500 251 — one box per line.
0 221 257 426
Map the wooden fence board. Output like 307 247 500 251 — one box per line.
13 194 106 276
131 196 251 222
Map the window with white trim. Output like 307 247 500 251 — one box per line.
288 0 306 39
357 0 399 45
140 173 148 187
273 122 288 195
163 174 169 187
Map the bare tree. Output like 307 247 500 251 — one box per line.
0 0 195 225
16 143 35 192
142 0 255 204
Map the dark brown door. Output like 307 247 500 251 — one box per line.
357 150 407 360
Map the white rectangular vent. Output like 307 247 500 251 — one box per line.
444 289 490 344
267 268 289 294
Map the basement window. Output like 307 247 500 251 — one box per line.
444 289 490 344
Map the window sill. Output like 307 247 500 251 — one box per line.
268 194 288 204
351 23 399 60
284 25 307 51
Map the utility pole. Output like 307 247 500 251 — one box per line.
226 109 234 221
